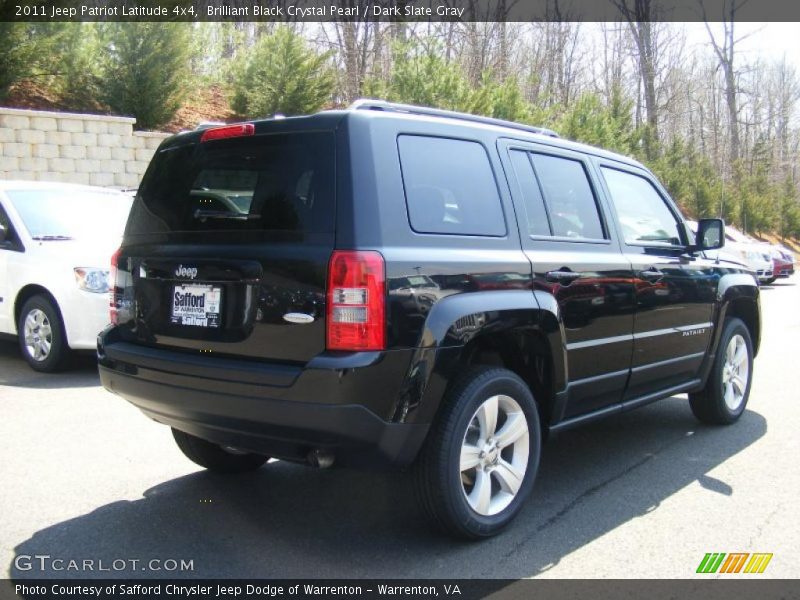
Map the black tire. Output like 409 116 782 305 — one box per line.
17 295 71 372
689 317 753 425
764 277 776 285
414 366 541 539
172 428 268 473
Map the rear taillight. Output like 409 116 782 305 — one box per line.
326 250 386 351
200 123 255 143
109 247 121 325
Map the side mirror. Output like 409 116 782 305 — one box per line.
694 218 724 251
0 223 7 244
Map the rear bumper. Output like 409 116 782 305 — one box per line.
97 330 429 467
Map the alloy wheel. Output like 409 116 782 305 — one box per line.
722 333 749 411
460 394 530 516
23 308 53 362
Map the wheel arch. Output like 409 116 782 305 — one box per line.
399 290 568 432
697 275 760 389
14 284 63 334
456 328 558 430
717 275 761 356
725 296 760 356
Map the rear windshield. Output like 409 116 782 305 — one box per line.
126 131 335 235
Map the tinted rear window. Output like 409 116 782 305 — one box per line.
398 135 506 236
127 132 334 235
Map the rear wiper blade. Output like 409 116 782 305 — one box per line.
31 235 74 241
192 210 257 221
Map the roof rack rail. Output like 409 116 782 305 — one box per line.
348 98 559 138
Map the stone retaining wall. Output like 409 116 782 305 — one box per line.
0 107 172 188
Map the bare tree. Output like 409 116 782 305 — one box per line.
769 57 800 168
453 0 516 85
522 21 586 108
701 0 749 163
596 21 630 101
611 0 666 158
319 1 379 103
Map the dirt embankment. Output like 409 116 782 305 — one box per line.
3 80 234 133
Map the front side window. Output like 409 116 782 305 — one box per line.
601 167 683 246
0 203 9 231
0 203 14 248
398 135 506 236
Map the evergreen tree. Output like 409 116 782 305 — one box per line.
385 40 471 111
0 23 62 101
556 92 641 155
778 178 800 240
231 27 335 118
487 75 532 123
57 23 103 111
99 23 192 129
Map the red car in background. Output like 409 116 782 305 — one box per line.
768 246 795 283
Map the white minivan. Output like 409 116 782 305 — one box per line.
0 181 133 371
724 226 774 283
686 220 773 284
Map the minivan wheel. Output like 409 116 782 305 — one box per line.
172 429 268 473
414 367 541 539
689 317 753 425
17 295 71 372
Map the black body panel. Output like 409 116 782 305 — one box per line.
114 236 332 363
99 107 761 467
98 329 426 467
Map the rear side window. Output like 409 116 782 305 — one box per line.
127 132 334 235
398 135 506 236
529 154 605 240
508 150 551 237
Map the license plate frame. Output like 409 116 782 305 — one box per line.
170 284 222 328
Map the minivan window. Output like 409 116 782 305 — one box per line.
6 189 132 241
127 132 334 235
529 154 605 240
398 135 506 237
601 167 683 246
508 149 552 237
0 204 9 231
0 203 15 248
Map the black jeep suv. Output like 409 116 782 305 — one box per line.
98 100 760 539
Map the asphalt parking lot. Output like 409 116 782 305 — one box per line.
1 279 798 580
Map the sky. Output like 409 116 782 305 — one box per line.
684 22 800 65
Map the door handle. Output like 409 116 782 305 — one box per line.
638 268 665 283
545 269 581 284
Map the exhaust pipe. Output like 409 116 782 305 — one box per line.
307 449 335 469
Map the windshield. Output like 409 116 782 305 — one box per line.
7 189 133 240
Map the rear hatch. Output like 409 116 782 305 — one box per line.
114 124 337 364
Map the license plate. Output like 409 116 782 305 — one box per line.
171 284 222 328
